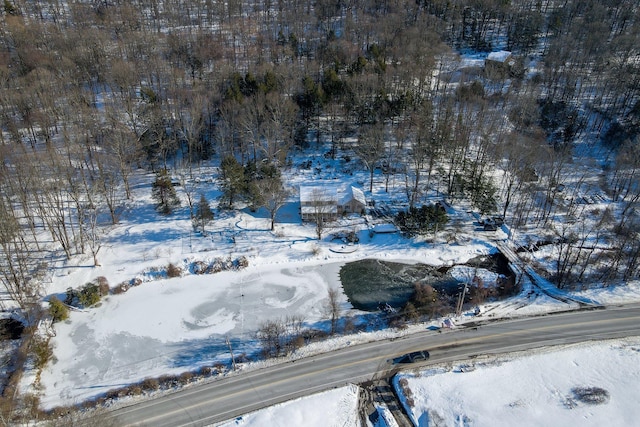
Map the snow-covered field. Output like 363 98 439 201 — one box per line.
393 338 640 427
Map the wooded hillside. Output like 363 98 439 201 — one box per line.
1 0 640 312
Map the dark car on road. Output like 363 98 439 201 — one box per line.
393 350 430 364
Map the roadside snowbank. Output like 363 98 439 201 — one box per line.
214 384 360 427
394 338 640 427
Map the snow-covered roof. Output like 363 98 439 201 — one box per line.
340 186 366 206
486 51 512 63
300 185 366 205
299 186 337 203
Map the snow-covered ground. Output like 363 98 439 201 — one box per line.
29 168 502 408
393 338 640 427
34 212 498 408
21 162 640 413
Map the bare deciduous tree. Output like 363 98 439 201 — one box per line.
84 206 102 267
257 318 286 358
306 188 334 240
257 176 290 231
355 123 384 192
325 287 341 335
261 92 298 164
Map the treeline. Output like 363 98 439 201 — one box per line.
1 0 640 317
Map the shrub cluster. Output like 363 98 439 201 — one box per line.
402 283 451 320
31 337 53 371
48 296 69 323
95 276 110 296
330 230 359 243
257 315 306 359
190 256 249 275
140 378 159 391
65 278 110 308
166 262 182 278
83 365 225 409
388 315 408 330
111 277 145 295
397 377 415 408
572 386 610 405
111 282 129 295
191 260 208 274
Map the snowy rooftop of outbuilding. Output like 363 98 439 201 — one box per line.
487 50 512 63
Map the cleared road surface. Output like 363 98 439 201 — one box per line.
106 304 640 427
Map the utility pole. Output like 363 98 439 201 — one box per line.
226 336 237 371
456 282 469 316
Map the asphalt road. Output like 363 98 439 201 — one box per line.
108 304 640 427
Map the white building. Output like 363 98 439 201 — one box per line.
299 185 366 222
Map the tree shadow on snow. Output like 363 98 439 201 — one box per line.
107 226 185 246
240 202 300 225
167 335 261 369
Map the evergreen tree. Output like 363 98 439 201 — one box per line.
152 169 180 215
395 205 449 235
469 175 498 215
194 194 214 234
219 156 245 208
78 283 101 307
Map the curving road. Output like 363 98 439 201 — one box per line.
107 304 640 427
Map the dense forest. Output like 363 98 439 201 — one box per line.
1 0 640 319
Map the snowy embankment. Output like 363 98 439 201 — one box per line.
393 338 640 427
214 384 360 427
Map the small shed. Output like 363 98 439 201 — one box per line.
486 50 513 64
485 51 514 78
